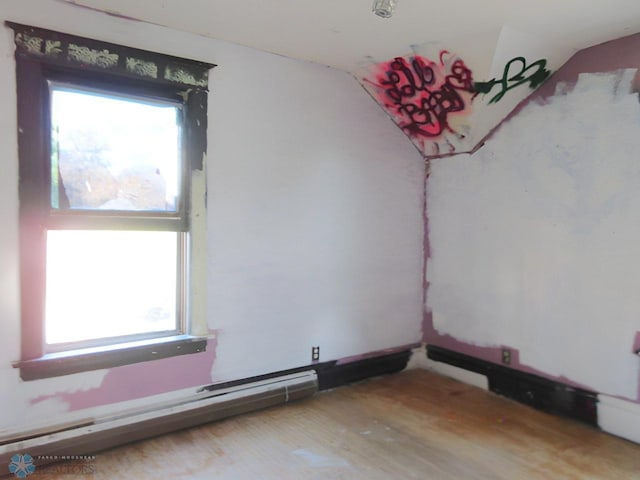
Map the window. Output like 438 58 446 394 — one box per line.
8 23 214 380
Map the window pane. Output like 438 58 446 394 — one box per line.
50 86 182 212
45 230 179 346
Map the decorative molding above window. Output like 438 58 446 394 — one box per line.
7 22 214 89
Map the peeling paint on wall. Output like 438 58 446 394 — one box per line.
29 337 218 412
426 67 640 401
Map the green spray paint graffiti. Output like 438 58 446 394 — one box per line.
474 57 551 103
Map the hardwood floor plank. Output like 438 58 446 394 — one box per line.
26 369 640 479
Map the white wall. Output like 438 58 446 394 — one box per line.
0 0 425 432
206 30 425 382
427 68 640 400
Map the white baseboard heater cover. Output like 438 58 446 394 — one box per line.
0 370 318 465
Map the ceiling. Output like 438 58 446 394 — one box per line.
62 0 640 74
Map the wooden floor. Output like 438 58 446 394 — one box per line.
33 369 640 479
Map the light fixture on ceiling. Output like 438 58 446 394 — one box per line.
372 0 397 18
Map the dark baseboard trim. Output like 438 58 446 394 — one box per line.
426 345 598 426
201 350 413 394
315 350 412 390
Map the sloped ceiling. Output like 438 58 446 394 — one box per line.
60 0 640 159
63 0 640 75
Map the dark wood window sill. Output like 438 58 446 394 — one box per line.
14 335 208 381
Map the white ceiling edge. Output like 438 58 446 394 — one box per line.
59 0 640 75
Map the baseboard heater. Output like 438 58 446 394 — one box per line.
0 370 317 467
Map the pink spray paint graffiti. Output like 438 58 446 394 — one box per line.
362 51 475 157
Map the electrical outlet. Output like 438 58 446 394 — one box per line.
312 346 320 362
501 348 511 365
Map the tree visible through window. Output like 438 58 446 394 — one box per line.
47 86 183 347
8 22 214 379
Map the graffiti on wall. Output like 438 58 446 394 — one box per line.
358 49 554 158
474 57 551 104
360 51 476 157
